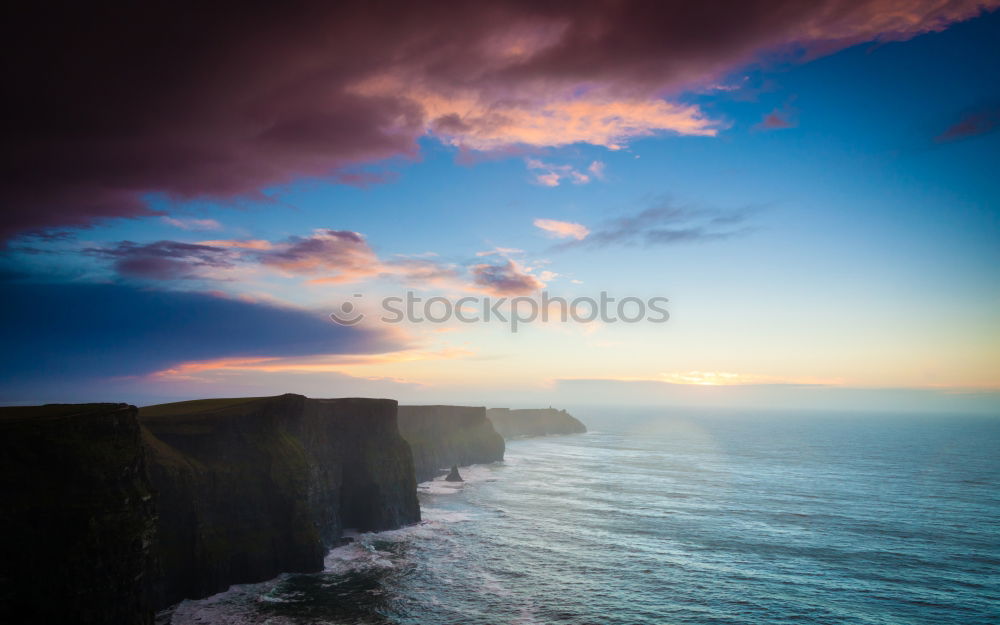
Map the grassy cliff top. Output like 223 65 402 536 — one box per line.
399 404 486 409
142 395 396 416
0 403 131 422
139 396 272 420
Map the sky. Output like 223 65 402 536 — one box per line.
2 1 999 412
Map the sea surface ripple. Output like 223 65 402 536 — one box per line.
169 409 1000 625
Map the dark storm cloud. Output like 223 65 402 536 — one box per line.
1 0 994 240
0 282 404 381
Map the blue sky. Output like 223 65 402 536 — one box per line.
2 3 998 410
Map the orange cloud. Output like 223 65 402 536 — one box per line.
534 218 590 240
151 348 475 379
198 239 274 250
360 80 722 149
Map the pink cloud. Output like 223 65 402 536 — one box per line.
525 158 595 187
535 172 562 187
160 216 223 231
476 247 525 257
534 218 590 241
260 230 378 280
587 161 607 180
198 239 274 250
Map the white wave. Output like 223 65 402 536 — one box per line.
421 506 475 523
323 540 397 573
419 479 465 495
167 462 498 623
166 527 419 624
166 576 289 625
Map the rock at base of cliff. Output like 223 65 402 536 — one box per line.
445 464 464 482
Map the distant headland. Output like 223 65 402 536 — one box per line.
486 407 588 439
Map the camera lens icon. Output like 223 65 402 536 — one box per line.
329 294 365 326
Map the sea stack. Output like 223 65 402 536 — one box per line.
445 465 464 482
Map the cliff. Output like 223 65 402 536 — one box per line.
485 407 587 439
397 405 505 483
140 394 420 609
0 403 157 625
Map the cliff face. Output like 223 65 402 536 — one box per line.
0 403 157 625
485 407 587 439
140 394 420 609
397 405 505 483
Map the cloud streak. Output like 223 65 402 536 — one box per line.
89 227 548 295
557 200 757 249
161 217 223 231
87 240 238 280
935 105 1000 143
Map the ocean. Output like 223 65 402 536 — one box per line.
168 408 1000 625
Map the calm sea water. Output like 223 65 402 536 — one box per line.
169 409 1000 625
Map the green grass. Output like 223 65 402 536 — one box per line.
0 403 126 422
139 396 272 420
